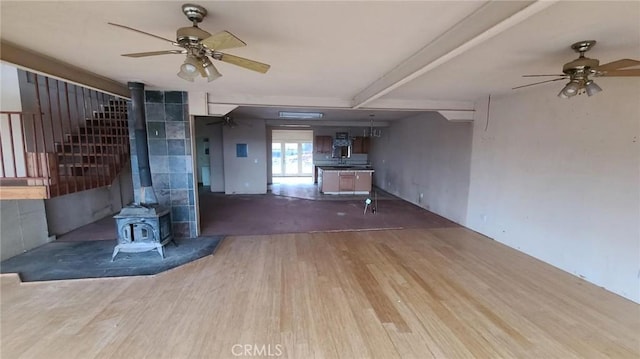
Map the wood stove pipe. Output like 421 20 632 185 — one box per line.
128 81 157 204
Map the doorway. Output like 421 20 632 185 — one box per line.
271 129 313 183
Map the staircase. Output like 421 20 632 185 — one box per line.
51 99 130 197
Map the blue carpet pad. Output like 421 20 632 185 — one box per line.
0 236 223 282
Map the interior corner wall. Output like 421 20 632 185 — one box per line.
223 119 267 194
209 124 225 192
193 116 225 192
266 127 273 184
1 199 51 261
369 112 473 224
45 164 133 236
466 80 640 303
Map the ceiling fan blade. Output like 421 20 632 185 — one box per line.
512 77 567 90
108 22 177 45
201 31 246 51
206 118 237 127
214 52 270 73
596 59 640 72
522 74 566 77
122 50 185 58
598 69 640 77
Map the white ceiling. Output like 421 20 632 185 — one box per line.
1 1 639 122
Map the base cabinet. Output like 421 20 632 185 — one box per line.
354 172 372 192
319 168 373 194
339 173 355 192
320 170 339 193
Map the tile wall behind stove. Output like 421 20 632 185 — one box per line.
129 91 196 238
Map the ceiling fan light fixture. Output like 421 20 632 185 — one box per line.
177 68 196 82
558 80 580 98
201 57 222 82
585 80 602 97
177 55 202 82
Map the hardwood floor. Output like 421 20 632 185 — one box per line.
2 228 638 358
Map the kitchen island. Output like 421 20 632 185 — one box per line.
317 166 374 195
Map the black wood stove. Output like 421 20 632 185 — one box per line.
112 204 172 260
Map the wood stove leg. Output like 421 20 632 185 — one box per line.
156 244 164 259
111 246 120 261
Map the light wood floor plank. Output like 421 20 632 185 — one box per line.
2 228 638 358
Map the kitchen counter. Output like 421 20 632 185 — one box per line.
317 165 373 171
318 166 374 194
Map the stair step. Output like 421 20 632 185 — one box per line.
59 163 111 168
57 152 116 157
100 105 128 112
65 134 127 143
57 155 121 165
86 119 128 127
92 112 128 120
56 143 122 154
77 127 127 135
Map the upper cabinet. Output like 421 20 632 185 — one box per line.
314 135 333 154
351 136 370 154
315 135 370 154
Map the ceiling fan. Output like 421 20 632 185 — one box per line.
206 115 238 128
513 40 640 98
109 3 270 82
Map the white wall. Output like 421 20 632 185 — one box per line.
209 124 225 192
223 119 268 194
1 63 22 111
45 164 133 236
369 112 473 224
466 80 640 303
0 199 51 260
0 64 26 177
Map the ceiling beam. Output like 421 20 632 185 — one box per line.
204 93 475 112
438 111 475 122
1 41 129 99
265 120 390 128
351 0 558 109
365 98 474 111
203 94 353 109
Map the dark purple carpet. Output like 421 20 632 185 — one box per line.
200 193 459 236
